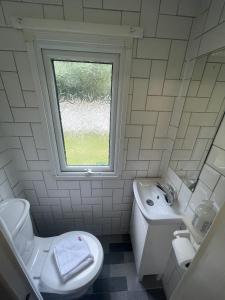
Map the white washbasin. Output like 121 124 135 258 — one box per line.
133 179 182 224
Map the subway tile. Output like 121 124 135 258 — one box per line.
132 79 148 110
171 150 192 160
176 112 190 138
37 149 48 161
12 108 40 123
64 0 83 21
14 52 34 90
33 181 47 198
137 38 170 60
57 180 79 189
0 28 25 51
70 190 81 205
214 117 225 149
204 0 224 31
27 160 51 171
11 149 28 171
1 72 25 107
126 161 149 171
0 51 16 71
192 56 207 80
210 176 225 209
163 80 181 96
160 0 179 15
184 97 209 112
83 0 102 9
197 63 220 97
125 125 142 138
20 137 38 161
166 40 187 79
140 0 160 37
131 111 158 125
139 150 162 160
148 60 167 95
182 126 199 149
31 123 47 149
122 12 139 26
189 113 217 126
43 5 64 19
103 0 141 11
0 91 13 122
0 123 32 136
187 81 200 96
2 1 43 25
80 181 92 197
156 15 192 39
84 8 121 25
170 97 185 127
140 126 155 149
146 96 174 111
103 180 124 189
200 164 220 191
207 146 225 176
191 139 208 161
23 91 39 107
155 112 171 138
199 127 216 138
131 59 151 78
178 0 200 17
207 82 225 112
127 138 140 160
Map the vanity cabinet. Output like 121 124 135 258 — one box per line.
130 202 183 280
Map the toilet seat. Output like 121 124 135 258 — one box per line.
39 231 103 295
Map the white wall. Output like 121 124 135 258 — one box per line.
0 0 197 236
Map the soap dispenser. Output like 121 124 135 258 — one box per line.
192 200 217 236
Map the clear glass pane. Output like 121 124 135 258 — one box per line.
53 60 112 166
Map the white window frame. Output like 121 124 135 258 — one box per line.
16 18 143 178
43 50 119 173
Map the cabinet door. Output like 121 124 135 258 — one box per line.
130 202 148 273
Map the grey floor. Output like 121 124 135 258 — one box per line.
42 234 166 300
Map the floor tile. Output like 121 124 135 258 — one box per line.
104 252 124 264
99 264 110 279
147 288 167 300
93 277 128 293
80 293 111 300
109 242 132 252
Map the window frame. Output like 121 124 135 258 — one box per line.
43 50 119 173
26 28 134 178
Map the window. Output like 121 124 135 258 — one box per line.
43 50 119 174
23 20 139 177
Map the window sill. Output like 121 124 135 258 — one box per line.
55 171 120 180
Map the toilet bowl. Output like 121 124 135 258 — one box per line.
0 198 104 299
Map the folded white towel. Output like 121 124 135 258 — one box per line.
53 235 94 282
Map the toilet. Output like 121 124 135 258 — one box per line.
0 198 104 299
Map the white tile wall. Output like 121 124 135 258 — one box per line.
0 0 218 236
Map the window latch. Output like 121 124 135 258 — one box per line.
84 168 92 176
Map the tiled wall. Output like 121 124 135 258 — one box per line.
163 113 225 298
0 0 198 236
0 132 23 201
170 53 225 180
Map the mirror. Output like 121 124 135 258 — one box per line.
169 47 225 191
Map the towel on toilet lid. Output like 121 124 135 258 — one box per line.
53 235 94 282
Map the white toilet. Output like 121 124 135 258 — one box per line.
0 198 104 299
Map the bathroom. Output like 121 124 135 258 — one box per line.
1 0 225 299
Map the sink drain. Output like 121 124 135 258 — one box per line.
146 199 154 206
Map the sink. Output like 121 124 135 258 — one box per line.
133 179 182 224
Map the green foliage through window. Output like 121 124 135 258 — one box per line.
53 60 112 102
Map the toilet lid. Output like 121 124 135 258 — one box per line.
39 231 103 294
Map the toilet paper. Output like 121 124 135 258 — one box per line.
172 237 196 270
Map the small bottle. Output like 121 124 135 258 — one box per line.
192 200 217 236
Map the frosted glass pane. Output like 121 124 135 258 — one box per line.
53 60 112 166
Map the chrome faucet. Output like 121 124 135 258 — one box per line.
156 182 177 206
